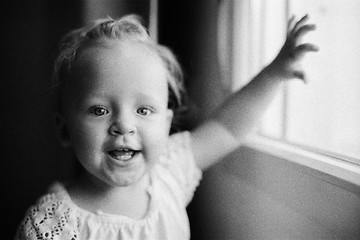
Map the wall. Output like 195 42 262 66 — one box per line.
2 1 82 238
82 0 149 24
158 0 228 125
189 147 360 239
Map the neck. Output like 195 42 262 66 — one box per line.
67 172 151 219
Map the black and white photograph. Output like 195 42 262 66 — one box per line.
3 0 360 239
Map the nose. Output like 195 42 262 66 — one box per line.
109 114 136 136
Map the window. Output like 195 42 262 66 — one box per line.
219 0 360 184
285 0 360 164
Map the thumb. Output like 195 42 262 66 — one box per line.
293 70 308 84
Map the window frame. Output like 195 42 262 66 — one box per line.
246 135 360 187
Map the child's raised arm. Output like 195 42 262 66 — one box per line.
191 14 319 170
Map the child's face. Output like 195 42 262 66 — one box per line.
58 41 173 187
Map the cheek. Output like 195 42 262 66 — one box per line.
68 119 106 155
141 118 171 158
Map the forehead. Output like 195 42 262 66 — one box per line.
69 40 168 95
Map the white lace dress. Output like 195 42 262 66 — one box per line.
14 131 202 240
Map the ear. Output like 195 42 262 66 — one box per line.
54 113 72 147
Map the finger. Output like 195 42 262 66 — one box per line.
296 43 320 53
287 15 296 36
290 14 309 35
290 43 319 61
293 24 317 44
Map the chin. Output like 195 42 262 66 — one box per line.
107 168 149 188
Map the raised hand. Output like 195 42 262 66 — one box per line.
270 14 319 83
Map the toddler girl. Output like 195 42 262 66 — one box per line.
15 14 318 240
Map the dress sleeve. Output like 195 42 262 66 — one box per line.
14 189 80 240
158 131 202 206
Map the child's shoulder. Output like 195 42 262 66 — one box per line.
168 130 192 149
165 130 194 162
155 131 202 204
14 182 79 240
29 182 71 210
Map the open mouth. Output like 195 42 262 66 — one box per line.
107 149 141 162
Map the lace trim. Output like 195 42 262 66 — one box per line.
15 192 80 240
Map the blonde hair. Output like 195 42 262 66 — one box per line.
53 15 185 125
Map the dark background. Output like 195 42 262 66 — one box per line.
3 1 83 239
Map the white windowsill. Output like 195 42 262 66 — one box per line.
245 135 360 188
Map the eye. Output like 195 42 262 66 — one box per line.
137 107 153 116
90 106 109 116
